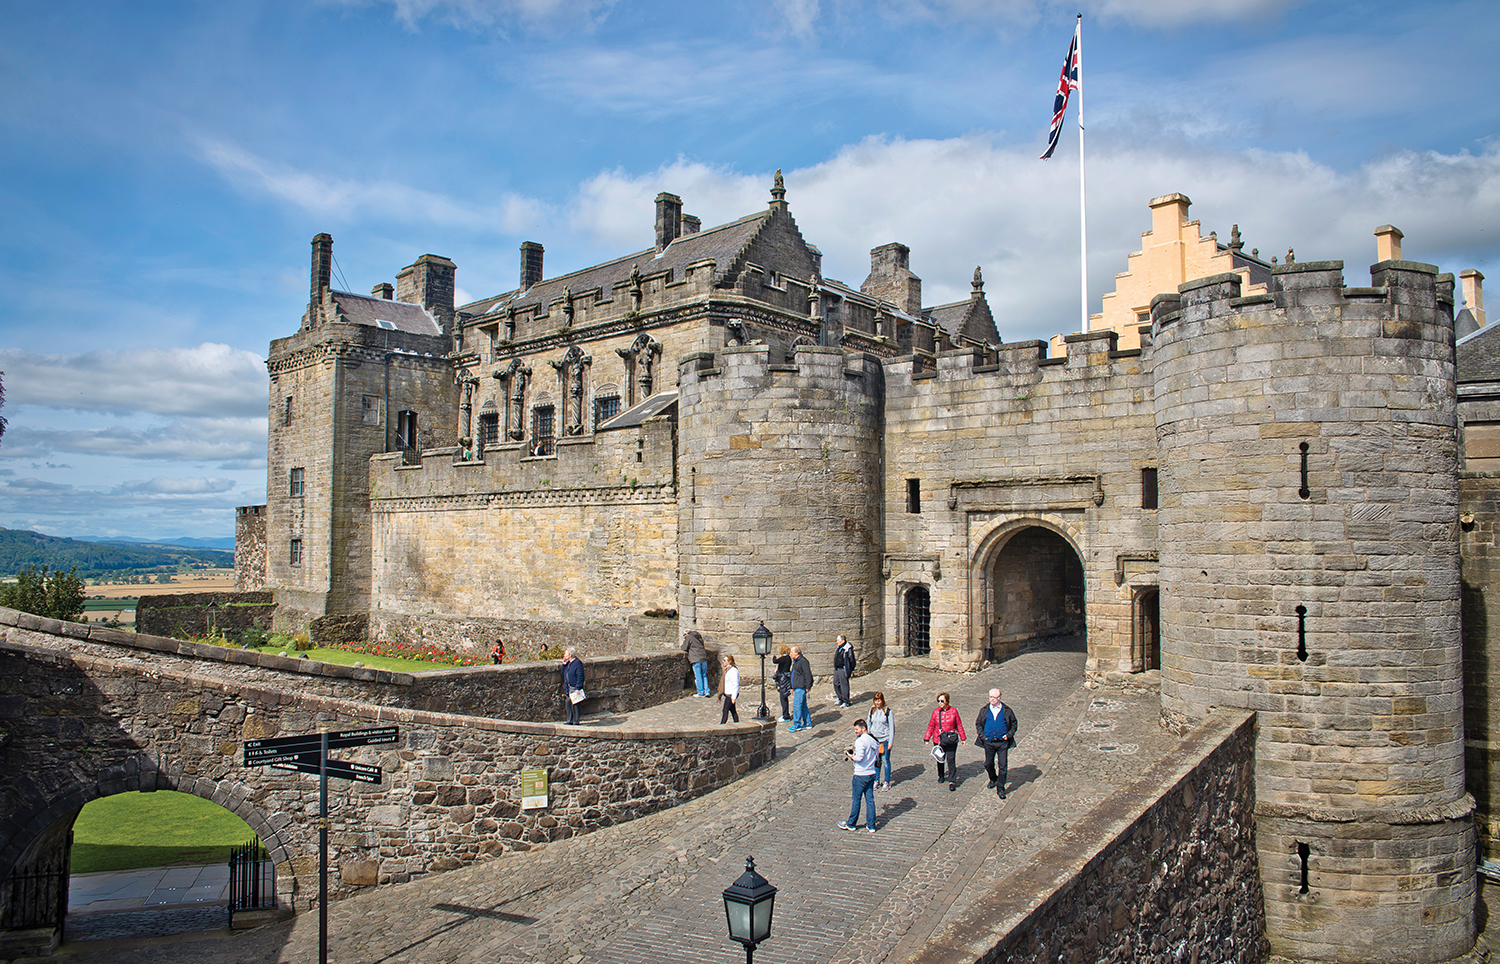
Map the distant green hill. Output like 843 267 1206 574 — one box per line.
0 528 234 580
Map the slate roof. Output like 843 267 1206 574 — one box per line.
459 211 773 323
1458 321 1500 384
599 389 679 431
924 295 999 345
332 291 442 336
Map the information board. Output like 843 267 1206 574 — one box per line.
520 768 549 810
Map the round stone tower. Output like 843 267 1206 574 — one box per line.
676 343 885 664
1152 262 1473 962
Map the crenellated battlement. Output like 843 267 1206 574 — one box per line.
883 331 1146 402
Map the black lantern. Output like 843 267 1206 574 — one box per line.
752 621 773 720
722 856 776 964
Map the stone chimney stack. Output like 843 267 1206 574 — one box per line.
309 233 333 323
1375 224 1404 262
372 283 394 300
1462 269 1487 327
682 214 701 236
519 242 544 290
656 193 683 252
396 254 457 335
860 242 923 316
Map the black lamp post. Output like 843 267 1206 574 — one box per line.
752 621 773 720
722 856 776 964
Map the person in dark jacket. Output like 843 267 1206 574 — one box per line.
788 645 813 731
682 630 711 697
561 647 586 724
974 688 1019 799
832 634 855 707
773 643 794 722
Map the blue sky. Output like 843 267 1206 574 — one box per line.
2 0 1497 540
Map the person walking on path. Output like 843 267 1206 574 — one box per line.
839 718 880 833
832 634 855 707
789 645 813 731
490 639 505 665
975 688 1019 799
720 654 741 724
773 644 794 722
683 630 711 697
866 691 895 790
923 692 966 791
561 647 586 725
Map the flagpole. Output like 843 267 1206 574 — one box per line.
1075 13 1088 335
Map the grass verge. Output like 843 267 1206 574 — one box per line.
71 791 253 874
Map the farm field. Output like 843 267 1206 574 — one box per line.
82 569 238 628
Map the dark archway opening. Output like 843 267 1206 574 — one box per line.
1133 587 1160 672
905 585 931 656
986 526 1085 657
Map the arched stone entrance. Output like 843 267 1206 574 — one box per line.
973 521 1086 661
1132 586 1160 672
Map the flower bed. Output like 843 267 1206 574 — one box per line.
329 638 486 666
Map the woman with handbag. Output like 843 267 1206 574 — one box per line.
923 692 966 791
866 691 894 790
773 644 794 722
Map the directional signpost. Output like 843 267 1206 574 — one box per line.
243 726 399 964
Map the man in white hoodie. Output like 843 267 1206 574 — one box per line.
839 718 881 833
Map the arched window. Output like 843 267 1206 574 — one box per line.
906 585 931 657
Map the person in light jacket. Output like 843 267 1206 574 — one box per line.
720 654 741 724
866 691 895 790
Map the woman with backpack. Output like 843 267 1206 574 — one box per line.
923 692 966 791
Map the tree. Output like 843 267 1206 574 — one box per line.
0 565 86 622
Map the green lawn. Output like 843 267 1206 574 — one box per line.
72 791 254 873
246 644 457 672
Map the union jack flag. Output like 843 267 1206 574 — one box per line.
1040 21 1080 160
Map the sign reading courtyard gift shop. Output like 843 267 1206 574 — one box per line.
520 768 549 810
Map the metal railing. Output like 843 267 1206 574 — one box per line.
6 856 68 937
227 837 275 927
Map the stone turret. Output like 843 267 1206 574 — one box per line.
1151 259 1472 962
676 345 885 660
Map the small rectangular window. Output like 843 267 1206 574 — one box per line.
1142 468 1158 510
532 404 555 456
289 467 305 498
594 395 620 429
362 395 380 425
289 538 302 566
478 413 500 446
283 396 294 426
906 478 921 514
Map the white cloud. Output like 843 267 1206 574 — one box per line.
0 343 267 418
327 0 615 32
877 0 1308 27
195 138 549 233
4 420 267 464
562 136 1500 345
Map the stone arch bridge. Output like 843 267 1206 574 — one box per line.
0 608 772 937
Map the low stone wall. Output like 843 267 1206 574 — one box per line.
0 616 776 910
0 608 701 724
369 612 630 659
913 711 1266 964
135 591 276 639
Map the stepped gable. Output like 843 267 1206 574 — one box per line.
328 290 442 335
458 210 773 321
923 298 997 344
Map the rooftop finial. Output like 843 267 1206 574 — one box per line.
772 169 785 203
972 265 984 296
1228 224 1243 253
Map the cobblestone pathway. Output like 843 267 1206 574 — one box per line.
43 640 1192 964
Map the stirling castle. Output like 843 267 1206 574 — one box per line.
250 174 1500 962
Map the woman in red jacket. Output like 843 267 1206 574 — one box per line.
923 692 966 791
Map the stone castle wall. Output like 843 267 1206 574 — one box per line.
135 591 276 639
1460 471 1500 868
365 414 678 636
915 712 1265 964
881 334 1158 672
1152 262 1473 963
0 636 772 908
234 505 266 590
675 344 886 662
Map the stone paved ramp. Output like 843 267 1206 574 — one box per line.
44 640 1191 964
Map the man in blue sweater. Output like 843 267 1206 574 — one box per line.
974 688 1018 799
